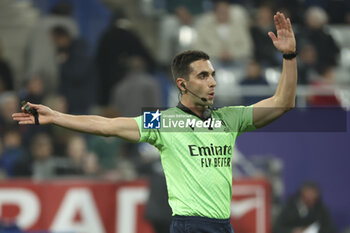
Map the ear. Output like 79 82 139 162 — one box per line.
176 78 186 92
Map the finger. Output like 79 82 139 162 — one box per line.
13 117 33 122
12 113 33 121
287 18 293 32
27 102 41 109
13 114 33 120
18 120 34 125
12 112 31 118
274 13 281 31
268 32 277 42
278 12 287 29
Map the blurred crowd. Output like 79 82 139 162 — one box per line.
0 0 349 182
0 0 347 232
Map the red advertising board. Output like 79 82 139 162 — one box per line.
0 179 270 233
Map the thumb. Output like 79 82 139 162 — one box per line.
22 102 40 114
27 102 41 109
268 31 277 42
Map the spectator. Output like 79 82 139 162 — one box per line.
24 1 79 93
0 42 14 93
274 181 336 233
240 60 270 105
195 0 253 65
325 0 350 24
51 25 96 114
0 92 19 132
138 143 172 233
307 66 341 107
164 0 208 15
0 220 23 233
0 129 23 178
83 153 99 177
88 135 122 172
297 44 318 85
297 7 340 70
158 5 198 66
19 74 46 104
43 95 73 155
109 55 162 117
65 135 99 176
345 11 350 24
0 138 2 156
276 0 305 24
95 9 156 106
109 56 161 175
250 5 281 67
1 92 50 149
13 133 57 179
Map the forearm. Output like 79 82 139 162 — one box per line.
52 111 140 141
13 102 140 141
253 57 297 128
252 12 297 128
52 111 114 136
273 57 297 107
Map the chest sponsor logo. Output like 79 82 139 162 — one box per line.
188 144 232 167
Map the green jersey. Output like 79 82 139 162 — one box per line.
134 103 256 219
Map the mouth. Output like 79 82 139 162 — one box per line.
208 92 215 99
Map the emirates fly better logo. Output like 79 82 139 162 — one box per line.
143 109 161 129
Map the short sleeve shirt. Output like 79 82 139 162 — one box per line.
134 104 255 219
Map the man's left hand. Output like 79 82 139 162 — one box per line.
268 12 296 54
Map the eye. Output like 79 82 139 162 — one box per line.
198 73 207 79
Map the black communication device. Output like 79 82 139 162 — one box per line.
21 101 39 125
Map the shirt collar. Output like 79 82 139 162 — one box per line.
176 102 214 121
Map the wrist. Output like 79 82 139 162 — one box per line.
283 51 297 60
51 110 61 124
282 48 296 54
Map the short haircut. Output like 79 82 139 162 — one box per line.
50 1 73 16
212 0 231 6
300 181 320 193
171 50 210 82
51 25 71 38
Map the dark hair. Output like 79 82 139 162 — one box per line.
171 50 210 82
50 1 73 16
212 0 231 6
300 181 320 193
51 25 71 38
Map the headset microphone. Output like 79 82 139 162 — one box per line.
180 82 212 123
181 83 207 102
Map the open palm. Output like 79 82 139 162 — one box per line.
268 12 296 54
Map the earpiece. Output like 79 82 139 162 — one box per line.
179 82 207 102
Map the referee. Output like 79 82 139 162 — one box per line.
13 12 297 233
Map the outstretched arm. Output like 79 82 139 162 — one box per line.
253 12 297 128
12 102 141 142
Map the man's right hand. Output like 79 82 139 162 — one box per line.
12 102 56 125
12 102 141 142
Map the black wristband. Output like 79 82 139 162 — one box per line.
33 111 39 125
283 51 297 60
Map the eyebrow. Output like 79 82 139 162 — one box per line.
196 70 216 77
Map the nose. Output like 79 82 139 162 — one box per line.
209 75 216 88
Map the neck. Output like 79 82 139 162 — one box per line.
181 96 208 118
